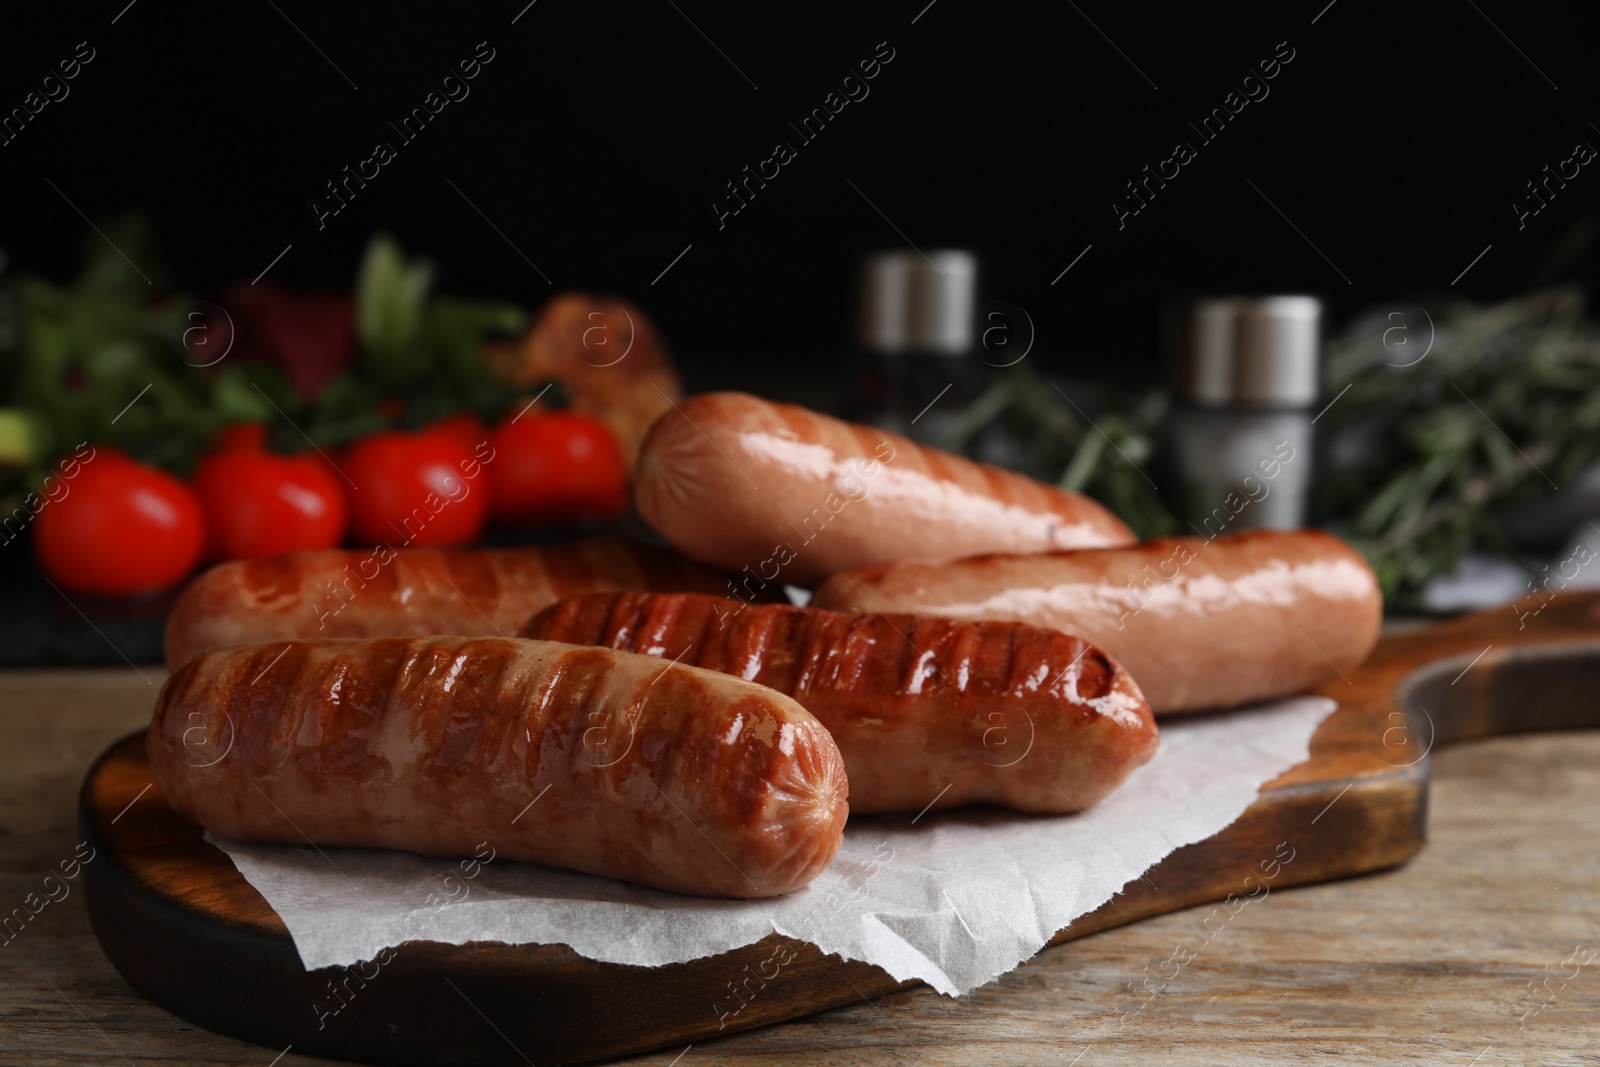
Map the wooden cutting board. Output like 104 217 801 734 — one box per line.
79 593 1600 1067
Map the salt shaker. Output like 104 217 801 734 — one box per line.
1167 296 1320 533
851 250 978 443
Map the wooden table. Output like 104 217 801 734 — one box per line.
3 666 1597 1066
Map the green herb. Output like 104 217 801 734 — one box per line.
935 362 1179 540
0 220 529 510
347 233 527 432
7 215 227 472
1315 287 1600 599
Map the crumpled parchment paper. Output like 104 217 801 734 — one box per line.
212 695 1333 996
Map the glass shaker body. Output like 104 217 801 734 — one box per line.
1168 405 1312 532
1167 295 1321 532
852 250 978 444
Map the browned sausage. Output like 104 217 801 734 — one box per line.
147 637 847 899
633 392 1135 587
811 529 1382 715
163 538 740 671
522 592 1157 815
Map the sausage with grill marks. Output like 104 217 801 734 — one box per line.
163 538 741 671
522 592 1157 815
148 636 848 898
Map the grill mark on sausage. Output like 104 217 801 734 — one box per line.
846 420 890 463
527 593 1135 722
769 395 815 446
517 592 1156 813
239 556 298 605
438 551 501 613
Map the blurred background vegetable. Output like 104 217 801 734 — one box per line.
487 411 630 528
0 219 526 514
342 426 490 547
34 448 205 597
192 434 348 560
0 221 664 622
1316 287 1600 600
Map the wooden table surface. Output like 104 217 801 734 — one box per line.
3 666 1597 1067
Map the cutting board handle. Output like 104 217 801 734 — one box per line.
1350 592 1600 758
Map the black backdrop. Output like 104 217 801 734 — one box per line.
3 0 1598 398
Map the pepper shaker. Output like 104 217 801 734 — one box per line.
851 249 978 443
1167 296 1320 532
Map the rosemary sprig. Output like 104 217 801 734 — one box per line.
934 362 1178 540
1315 287 1600 599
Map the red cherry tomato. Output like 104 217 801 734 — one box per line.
192 448 348 560
487 412 629 527
342 429 488 547
34 448 206 596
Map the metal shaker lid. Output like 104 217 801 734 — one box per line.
857 250 977 355
1173 295 1321 407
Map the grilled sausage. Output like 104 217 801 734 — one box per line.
148 637 848 898
633 392 1135 586
811 529 1382 715
163 538 738 671
522 593 1157 814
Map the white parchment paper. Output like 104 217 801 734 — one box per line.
211 695 1333 996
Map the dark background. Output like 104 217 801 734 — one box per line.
2 0 1598 397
